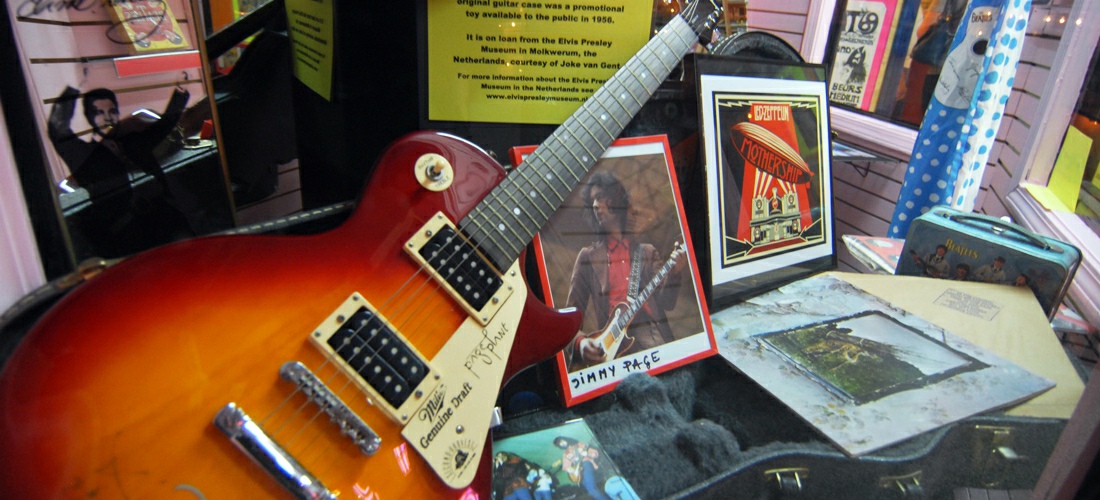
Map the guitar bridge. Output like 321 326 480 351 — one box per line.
309 293 441 424
405 212 512 325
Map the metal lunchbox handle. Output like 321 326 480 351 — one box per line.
931 208 1062 254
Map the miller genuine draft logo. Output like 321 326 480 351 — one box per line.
442 439 479 481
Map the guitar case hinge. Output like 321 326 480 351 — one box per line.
879 470 925 497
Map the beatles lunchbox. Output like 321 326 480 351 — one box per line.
895 206 1081 321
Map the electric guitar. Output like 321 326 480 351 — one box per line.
0 2 720 498
581 241 687 367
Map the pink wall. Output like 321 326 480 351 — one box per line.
0 100 46 312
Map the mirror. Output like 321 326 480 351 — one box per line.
6 0 236 261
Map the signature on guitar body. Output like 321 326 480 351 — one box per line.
0 1 721 497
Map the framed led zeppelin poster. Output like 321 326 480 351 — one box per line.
692 56 836 308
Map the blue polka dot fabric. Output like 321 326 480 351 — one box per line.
890 0 1031 237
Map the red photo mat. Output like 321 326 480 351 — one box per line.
511 135 716 406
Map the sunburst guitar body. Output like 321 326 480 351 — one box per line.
0 133 579 499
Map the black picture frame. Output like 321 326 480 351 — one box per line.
684 54 837 311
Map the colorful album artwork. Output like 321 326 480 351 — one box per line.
699 74 834 299
492 419 639 500
712 273 1054 456
758 310 985 405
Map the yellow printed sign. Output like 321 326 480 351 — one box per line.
427 0 652 125
285 0 334 101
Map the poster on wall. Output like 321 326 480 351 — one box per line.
828 0 899 111
425 0 652 125
512 136 716 406
104 0 190 54
694 56 835 306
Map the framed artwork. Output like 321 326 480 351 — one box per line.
690 55 836 309
510 135 716 406
828 0 900 111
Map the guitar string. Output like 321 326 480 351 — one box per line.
266 234 479 432
259 11 702 467
265 237 484 449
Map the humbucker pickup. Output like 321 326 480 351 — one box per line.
309 293 440 424
405 212 513 325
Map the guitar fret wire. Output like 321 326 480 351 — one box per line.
481 190 529 243
544 142 582 186
513 164 556 220
449 23 695 298
586 99 618 139
527 149 567 202
622 61 647 95
502 171 550 222
456 222 514 289
496 184 543 238
607 82 642 121
630 56 660 94
634 51 660 86
550 132 592 201
594 93 626 129
558 129 590 177
572 113 608 154
573 130 598 160
618 77 645 108
651 39 674 72
470 213 517 263
671 18 696 46
555 147 585 185
602 82 638 121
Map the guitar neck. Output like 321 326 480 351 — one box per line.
614 247 681 333
460 15 700 269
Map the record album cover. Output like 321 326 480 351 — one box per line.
712 273 1053 456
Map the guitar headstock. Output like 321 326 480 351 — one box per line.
679 0 723 42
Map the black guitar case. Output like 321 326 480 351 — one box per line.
494 356 1068 499
494 31 1069 500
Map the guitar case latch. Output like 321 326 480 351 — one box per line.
765 467 808 495
974 425 1024 488
879 470 925 497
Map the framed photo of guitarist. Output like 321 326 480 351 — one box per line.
511 135 716 406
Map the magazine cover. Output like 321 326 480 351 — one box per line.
492 419 639 500
106 0 190 53
512 136 716 406
711 273 1054 456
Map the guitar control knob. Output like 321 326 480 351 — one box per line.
415 153 454 192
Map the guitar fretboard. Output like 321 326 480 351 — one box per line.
613 246 683 335
460 15 700 270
